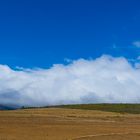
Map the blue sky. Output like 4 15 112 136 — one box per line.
0 0 140 68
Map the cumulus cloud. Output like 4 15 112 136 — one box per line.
133 41 140 48
0 55 140 107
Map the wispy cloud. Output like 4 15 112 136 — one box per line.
137 56 140 60
112 44 117 49
0 55 140 107
133 41 140 48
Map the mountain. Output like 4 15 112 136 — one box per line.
0 105 18 110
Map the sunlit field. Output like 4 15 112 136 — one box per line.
0 104 140 140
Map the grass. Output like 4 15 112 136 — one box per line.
1 107 140 140
22 104 140 114
53 104 140 114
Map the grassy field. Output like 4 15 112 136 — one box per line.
0 104 140 139
54 104 140 114
24 104 140 114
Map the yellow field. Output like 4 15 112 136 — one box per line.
0 108 140 140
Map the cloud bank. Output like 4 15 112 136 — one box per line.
0 55 140 107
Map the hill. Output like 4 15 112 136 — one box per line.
0 105 17 110
55 104 140 114
22 104 140 114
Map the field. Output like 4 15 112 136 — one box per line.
53 104 140 114
0 104 140 139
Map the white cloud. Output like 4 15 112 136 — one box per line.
133 41 140 48
0 55 140 107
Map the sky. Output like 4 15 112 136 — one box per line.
0 0 140 68
0 0 140 106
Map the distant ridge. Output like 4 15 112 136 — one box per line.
0 105 18 110
21 104 140 114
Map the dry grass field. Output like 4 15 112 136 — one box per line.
0 107 140 140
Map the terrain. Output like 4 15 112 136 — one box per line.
0 104 140 140
0 105 17 110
